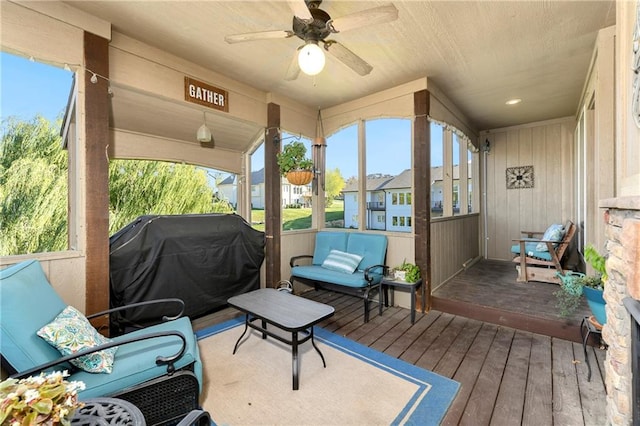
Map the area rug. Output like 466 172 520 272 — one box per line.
195 318 459 425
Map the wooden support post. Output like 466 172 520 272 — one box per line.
414 90 431 311
264 103 281 288
83 32 110 330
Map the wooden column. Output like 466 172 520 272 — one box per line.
414 90 431 310
83 32 110 326
264 103 281 288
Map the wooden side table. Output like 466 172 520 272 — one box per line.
381 277 424 324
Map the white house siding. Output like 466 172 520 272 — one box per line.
385 189 412 232
343 192 359 228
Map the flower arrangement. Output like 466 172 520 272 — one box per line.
0 371 85 426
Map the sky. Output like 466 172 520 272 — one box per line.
1 52 74 124
1 50 444 181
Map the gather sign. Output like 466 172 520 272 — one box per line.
184 77 229 112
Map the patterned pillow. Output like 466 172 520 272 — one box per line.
536 224 565 252
321 249 363 274
37 306 118 374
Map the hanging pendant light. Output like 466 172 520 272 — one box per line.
197 111 213 145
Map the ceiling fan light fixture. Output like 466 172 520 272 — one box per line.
298 41 325 76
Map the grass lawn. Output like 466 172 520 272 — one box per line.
251 200 344 232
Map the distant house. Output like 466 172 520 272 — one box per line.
341 167 463 231
382 170 413 232
217 173 238 207
217 168 311 209
341 174 394 229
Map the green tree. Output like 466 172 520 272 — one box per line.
324 168 345 207
0 116 68 255
109 160 234 233
0 116 234 256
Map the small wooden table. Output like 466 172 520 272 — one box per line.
381 277 424 324
227 288 335 390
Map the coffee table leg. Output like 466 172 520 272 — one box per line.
310 327 326 368
292 331 299 390
261 319 267 339
410 285 416 324
232 314 250 354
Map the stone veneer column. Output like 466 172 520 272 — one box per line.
600 196 640 425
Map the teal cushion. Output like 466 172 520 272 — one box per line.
37 306 118 374
321 249 362 274
292 265 382 288
312 232 349 265
74 316 202 399
0 260 69 372
511 242 553 261
346 233 388 271
536 224 565 251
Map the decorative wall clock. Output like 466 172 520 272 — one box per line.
506 165 534 189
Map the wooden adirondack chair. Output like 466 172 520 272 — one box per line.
511 221 577 284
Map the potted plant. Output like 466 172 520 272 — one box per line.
0 371 85 425
392 260 421 283
276 141 314 185
555 244 607 326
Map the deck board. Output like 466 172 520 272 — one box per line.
443 322 499 425
462 327 515 425
523 334 553 425
491 330 532 425
552 338 584 425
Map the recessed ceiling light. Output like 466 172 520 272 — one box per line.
506 98 522 105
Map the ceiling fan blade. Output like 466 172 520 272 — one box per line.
288 0 313 22
324 41 373 76
329 4 398 33
225 30 294 44
284 48 301 81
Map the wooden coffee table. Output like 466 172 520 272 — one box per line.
227 288 335 390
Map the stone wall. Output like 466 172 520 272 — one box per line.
601 196 640 425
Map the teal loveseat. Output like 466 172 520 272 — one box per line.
0 259 203 425
289 231 387 322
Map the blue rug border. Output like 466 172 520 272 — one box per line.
196 318 459 425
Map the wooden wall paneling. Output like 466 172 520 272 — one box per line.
265 103 281 288
546 124 564 224
490 132 506 259
519 128 533 229
83 32 110 328
506 130 522 260
531 126 547 232
560 123 575 223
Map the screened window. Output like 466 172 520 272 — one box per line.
281 134 313 231
325 124 357 229
0 52 74 256
430 122 444 218
365 118 411 232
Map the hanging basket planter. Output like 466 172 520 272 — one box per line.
286 170 313 185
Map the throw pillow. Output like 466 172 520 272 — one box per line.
37 306 118 374
536 224 565 252
321 249 363 274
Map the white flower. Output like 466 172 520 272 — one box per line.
23 389 40 403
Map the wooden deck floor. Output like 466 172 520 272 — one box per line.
432 259 593 343
193 287 607 425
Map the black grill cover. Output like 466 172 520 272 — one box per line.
109 214 265 330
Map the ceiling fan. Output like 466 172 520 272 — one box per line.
224 0 398 80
